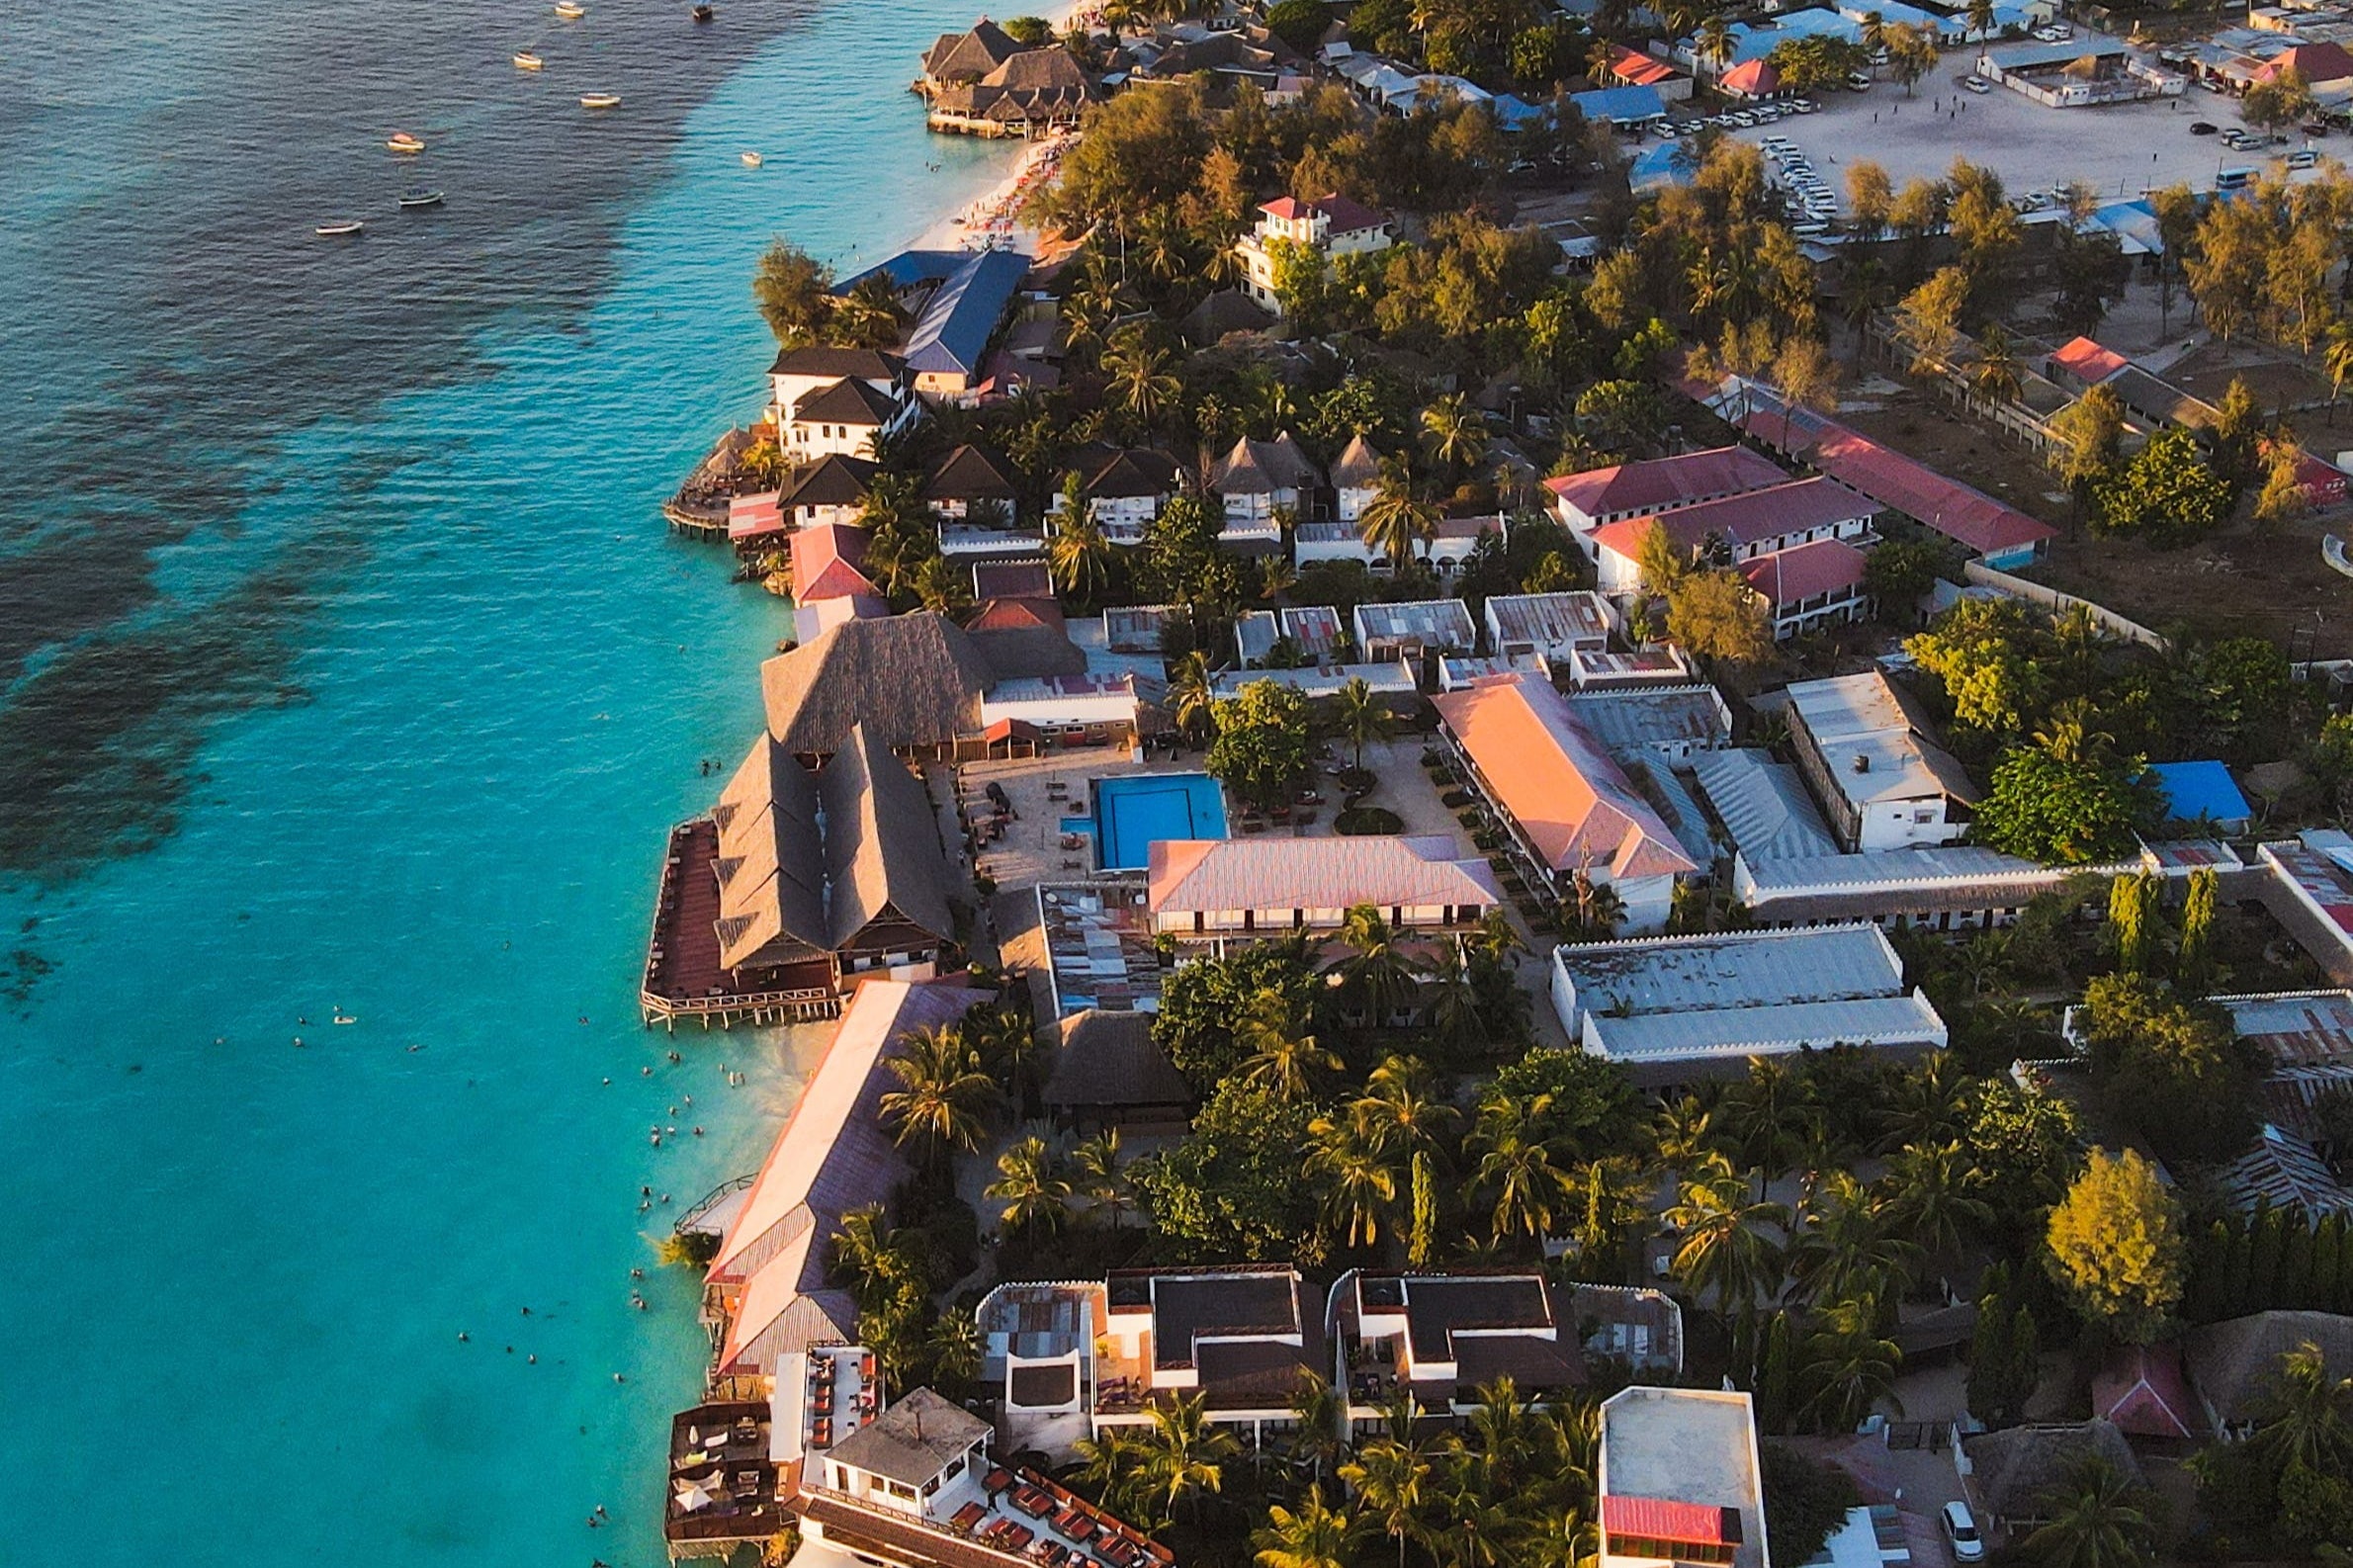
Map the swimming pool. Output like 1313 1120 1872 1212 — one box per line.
1092 772 1228 871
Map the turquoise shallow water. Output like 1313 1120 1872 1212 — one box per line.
0 2 1016 1562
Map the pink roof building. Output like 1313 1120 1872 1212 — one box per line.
1545 446 1790 534
2092 1344 2200 1440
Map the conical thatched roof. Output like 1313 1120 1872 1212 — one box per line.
924 19 1023 83
1328 432 1384 488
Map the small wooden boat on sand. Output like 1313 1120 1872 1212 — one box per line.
579 92 621 109
514 51 545 69
315 220 365 237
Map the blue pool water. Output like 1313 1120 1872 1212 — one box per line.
1092 774 1230 871
0 1 1020 1563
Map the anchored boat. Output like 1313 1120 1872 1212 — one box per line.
579 92 621 109
554 1 584 17
692 3 715 20
514 50 545 69
398 190 445 209
387 131 425 153
315 220 365 237
741 150 762 168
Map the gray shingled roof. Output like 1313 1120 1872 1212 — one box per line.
827 1387 993 1487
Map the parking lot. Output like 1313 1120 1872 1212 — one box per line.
1650 34 2322 212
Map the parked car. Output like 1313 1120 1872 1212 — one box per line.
2190 120 2218 135
1962 74 1992 94
2292 148 2320 168
1791 97 1818 112
1942 1503 1985 1563
1848 70 1874 90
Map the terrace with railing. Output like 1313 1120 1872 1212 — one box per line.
664 1402 793 1547
640 819 844 1028
803 1460 1174 1568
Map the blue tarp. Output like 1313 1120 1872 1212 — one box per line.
1571 84 1668 124
2148 760 2254 830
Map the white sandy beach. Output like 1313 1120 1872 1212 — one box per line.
907 0 1101 253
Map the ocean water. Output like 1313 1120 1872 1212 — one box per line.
0 1 1016 1562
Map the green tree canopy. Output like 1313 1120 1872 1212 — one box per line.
1973 744 2156 866
1132 1080 1323 1263
2076 973 2260 1165
1206 678 1316 813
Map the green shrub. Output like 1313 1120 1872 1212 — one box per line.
1441 789 1474 809
1336 806 1405 835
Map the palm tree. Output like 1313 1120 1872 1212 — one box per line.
828 1202 912 1300
1073 1127 1131 1228
1718 1057 1822 1176
1471 1089 1568 1243
1564 868 1624 940
2022 1455 2156 1568
1798 1294 1905 1433
2326 320 2353 425
1663 1153 1790 1321
1338 1437 1433 1568
1050 499 1113 601
1966 0 1995 40
1420 393 1489 479
1168 651 1214 743
1306 1108 1400 1249
1967 324 2024 410
1330 904 1426 1024
1329 675 1393 772
913 553 971 615
1137 1392 1241 1524
1652 1093 1719 1170
1237 997 1342 1102
1437 1482 1528 1568
1789 1172 1920 1312
1075 1426 1151 1521
1254 1488 1361 1568
987 1134 1075 1237
2245 1340 2353 1476
1876 1141 1994 1263
1286 1371 1347 1482
1358 459 1439 576
879 1024 1002 1166
1103 325 1180 431
1424 956 1484 1055
1135 205 1194 287
834 271 912 349
1699 13 1734 71
925 1305 982 1384
1466 909 1524 968
1354 1055 1458 1160
1564 1156 1653 1272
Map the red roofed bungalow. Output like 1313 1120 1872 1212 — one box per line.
792 522 880 603
1718 58 1780 100
2093 1344 2200 1440
1605 44 1683 90
1737 538 1872 641
1545 445 1790 538
2048 335 2130 390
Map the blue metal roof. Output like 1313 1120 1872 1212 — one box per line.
834 248 967 296
1571 84 1667 123
1492 93 1554 128
901 248 1030 379
2148 760 2253 828
1630 140 1698 191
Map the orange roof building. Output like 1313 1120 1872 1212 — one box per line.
1430 672 1699 932
1718 58 1780 100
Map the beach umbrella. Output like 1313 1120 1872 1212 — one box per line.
675 1476 718 1513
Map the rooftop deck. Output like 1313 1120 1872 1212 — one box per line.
806 1461 1173 1568
665 1402 795 1545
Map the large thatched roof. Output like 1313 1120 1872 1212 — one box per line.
759 612 992 757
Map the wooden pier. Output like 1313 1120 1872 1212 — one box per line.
640 820 844 1029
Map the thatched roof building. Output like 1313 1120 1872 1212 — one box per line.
758 612 993 758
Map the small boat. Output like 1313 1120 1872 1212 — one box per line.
554 0 584 16
315 220 365 237
579 92 620 109
691 2 715 19
387 131 426 153
398 190 445 209
514 51 545 69
741 150 762 168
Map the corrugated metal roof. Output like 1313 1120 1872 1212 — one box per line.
1555 922 1903 1018
903 248 1030 379
1563 685 1729 756
1787 671 1978 808
1147 834 1503 915
1602 1495 1738 1545
1486 590 1613 649
1353 597 1477 648
1589 992 1947 1062
1691 748 1838 863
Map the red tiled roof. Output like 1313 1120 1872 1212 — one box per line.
1259 193 1388 233
2265 43 2353 84
966 596 1065 634
1429 673 1699 879
1603 1495 1739 1545
797 557 881 603
2049 336 2129 386
1720 58 1779 96
1608 44 1680 86
1590 477 1877 561
1544 445 1789 520
1753 416 2058 559
792 521 868 580
1738 538 1869 606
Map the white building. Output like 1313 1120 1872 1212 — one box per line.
1206 433 1320 549
1145 834 1503 946
1054 447 1184 545
768 346 918 460
1785 671 1977 852
1599 1387 1771 1568
1327 1270 1580 1437
1330 433 1385 523
1233 194 1396 314
1549 923 1946 1087
1352 598 1477 660
1588 478 1877 595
